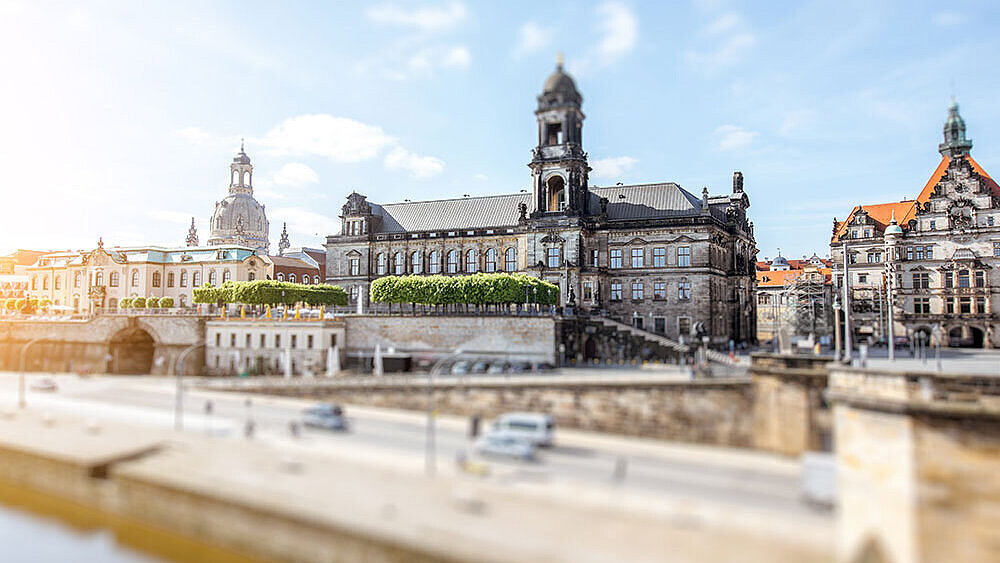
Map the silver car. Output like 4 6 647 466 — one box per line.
302 404 348 431
474 432 536 461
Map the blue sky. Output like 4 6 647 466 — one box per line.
1 1 998 260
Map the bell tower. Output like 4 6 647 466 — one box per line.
230 138 254 195
529 55 590 217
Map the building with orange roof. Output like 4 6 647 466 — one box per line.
830 102 1000 349
756 252 833 347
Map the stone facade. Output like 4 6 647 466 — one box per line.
831 102 1000 348
24 239 269 313
205 320 345 376
326 64 758 348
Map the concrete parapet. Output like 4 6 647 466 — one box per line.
750 353 833 456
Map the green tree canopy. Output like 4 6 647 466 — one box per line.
369 273 558 306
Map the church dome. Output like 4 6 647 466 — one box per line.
770 254 789 270
538 61 582 108
209 194 269 251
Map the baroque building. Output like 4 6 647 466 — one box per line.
326 63 758 347
831 101 1000 348
208 141 270 252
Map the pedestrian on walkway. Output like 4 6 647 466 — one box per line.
469 413 481 438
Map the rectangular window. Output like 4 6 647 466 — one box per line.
275 334 281 347
631 282 644 300
245 334 251 348
350 285 359 303
975 271 985 287
582 282 593 301
864 229 871 238
976 297 986 314
610 282 622 301
925 246 933 260
959 297 972 315
349 258 360 276
912 273 929 289
946 299 955 314
906 247 913 260
230 333 236 347
858 273 867 284
653 248 666 267
610 249 622 269
653 281 666 299
547 247 560 268
631 248 644 268
677 246 691 267
291 335 297 349
913 297 930 315
260 334 266 348
678 317 691 337
654 317 666 334
591 249 599 268
215 333 220 347
678 281 691 300
995 242 1000 257
330 334 337 347
929 220 936 230
307 335 313 349
944 272 952 288
987 215 995 226
915 247 924 260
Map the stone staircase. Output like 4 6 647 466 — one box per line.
597 317 737 366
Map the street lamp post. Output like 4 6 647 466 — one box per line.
842 241 853 363
426 348 464 476
832 296 842 360
18 338 47 409
886 264 895 362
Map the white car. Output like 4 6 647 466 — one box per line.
30 377 58 392
475 432 536 461
491 412 555 447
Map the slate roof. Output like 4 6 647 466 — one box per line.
370 182 717 233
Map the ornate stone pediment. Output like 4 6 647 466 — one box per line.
540 231 565 244
342 192 372 216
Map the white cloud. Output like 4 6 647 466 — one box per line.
595 2 638 64
366 2 468 33
384 147 445 178
256 114 396 162
714 125 757 151
933 11 965 26
407 45 470 72
474 173 488 181
514 21 551 56
441 45 471 68
591 156 638 180
273 163 319 187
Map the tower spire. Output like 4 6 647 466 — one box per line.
939 100 973 158
278 222 290 255
186 217 199 247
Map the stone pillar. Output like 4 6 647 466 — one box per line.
749 353 832 456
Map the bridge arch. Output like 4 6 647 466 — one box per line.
109 326 156 374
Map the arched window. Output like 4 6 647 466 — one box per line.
110 272 119 287
42 276 48 290
428 251 440 274
302 276 309 285
484 248 497 273
243 171 250 185
131 270 140 286
505 247 517 272
958 269 970 288
54 275 61 290
222 269 231 283
192 271 201 287
446 250 458 273
74 272 80 288
394 252 404 275
313 276 320 284
216 216 222 230
31 276 37 290
376 253 387 276
411 251 422 274
277 273 284 282
152 272 161 287
547 175 566 212
248 271 255 281
180 271 188 287
95 272 103 286
465 249 478 273
167 272 175 287
289 273 297 283
208 270 217 286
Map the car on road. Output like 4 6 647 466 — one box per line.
491 412 555 447
474 432 536 461
470 361 489 374
30 377 58 392
302 403 348 431
508 361 531 373
450 361 471 375
486 362 509 374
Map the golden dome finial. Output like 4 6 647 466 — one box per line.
556 52 564 68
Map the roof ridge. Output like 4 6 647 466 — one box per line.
379 192 529 207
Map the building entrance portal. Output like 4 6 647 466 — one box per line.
110 328 155 374
948 326 985 348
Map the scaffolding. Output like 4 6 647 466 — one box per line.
782 269 832 340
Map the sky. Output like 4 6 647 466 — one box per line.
1 1 998 261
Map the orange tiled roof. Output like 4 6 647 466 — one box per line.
833 154 1000 243
756 267 832 287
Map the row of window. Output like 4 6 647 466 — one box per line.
275 273 321 284
214 332 338 350
851 269 988 289
369 248 520 276
607 280 691 302
912 296 988 315
31 269 235 290
603 246 691 269
855 246 935 264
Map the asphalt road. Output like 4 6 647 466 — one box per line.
0 372 829 525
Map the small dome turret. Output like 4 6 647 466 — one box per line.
538 56 581 109
884 210 903 236
938 100 973 157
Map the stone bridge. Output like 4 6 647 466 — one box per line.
0 314 205 375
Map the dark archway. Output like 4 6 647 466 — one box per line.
583 336 597 361
110 327 155 374
948 326 984 348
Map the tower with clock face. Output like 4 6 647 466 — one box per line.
528 57 591 218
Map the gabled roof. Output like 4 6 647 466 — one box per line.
832 200 916 242
914 155 1000 204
